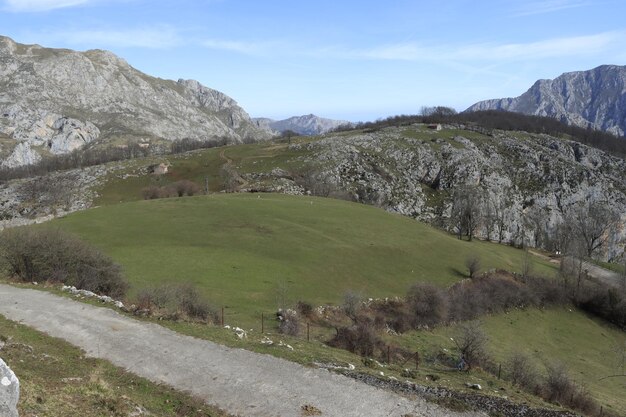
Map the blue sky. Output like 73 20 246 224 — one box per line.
1 0 625 121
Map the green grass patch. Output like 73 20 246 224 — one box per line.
398 308 626 415
49 193 555 328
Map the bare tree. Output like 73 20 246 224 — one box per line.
452 321 489 371
521 248 533 281
450 186 484 241
565 201 619 258
524 208 546 249
220 166 239 193
465 255 481 279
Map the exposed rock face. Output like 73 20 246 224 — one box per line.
0 357 19 417
253 114 352 135
467 65 626 137
0 35 270 167
247 125 626 260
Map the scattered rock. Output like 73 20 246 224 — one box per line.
61 285 125 309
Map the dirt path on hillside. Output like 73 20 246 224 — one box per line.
580 261 624 288
0 285 485 417
219 149 249 190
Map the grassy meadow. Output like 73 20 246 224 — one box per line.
50 193 556 327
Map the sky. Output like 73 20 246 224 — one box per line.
0 0 625 122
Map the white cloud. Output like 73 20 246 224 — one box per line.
201 39 284 56
3 0 92 12
36 27 181 48
344 31 624 63
511 0 594 16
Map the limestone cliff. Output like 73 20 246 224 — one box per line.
0 35 270 167
467 65 626 137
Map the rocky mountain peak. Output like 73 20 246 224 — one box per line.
467 65 626 137
253 114 352 135
0 35 270 168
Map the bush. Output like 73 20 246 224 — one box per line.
0 228 127 298
406 282 448 328
296 301 314 318
506 351 540 392
176 284 215 320
342 291 363 320
140 180 202 200
452 321 489 370
465 255 481 279
328 316 384 357
141 185 162 200
134 283 217 322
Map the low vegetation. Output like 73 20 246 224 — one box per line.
0 228 127 297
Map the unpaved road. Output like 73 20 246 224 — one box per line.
0 285 484 417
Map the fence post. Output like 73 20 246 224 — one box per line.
498 364 501 379
387 346 391 365
307 322 310 342
261 312 264 333
221 307 224 327
415 351 420 370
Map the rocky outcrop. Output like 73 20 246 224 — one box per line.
0 357 19 417
244 125 626 260
467 65 626 137
0 35 270 167
253 114 352 135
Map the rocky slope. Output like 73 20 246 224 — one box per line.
467 65 626 137
253 114 351 135
0 35 270 168
241 125 626 260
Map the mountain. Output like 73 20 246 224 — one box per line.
467 65 626 137
253 114 351 135
0 36 270 168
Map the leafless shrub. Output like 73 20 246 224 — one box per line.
342 291 363 320
176 284 215 320
141 185 162 200
140 180 202 200
465 255 481 279
506 351 540 392
133 283 217 322
0 228 127 297
452 321 489 370
328 316 384 357
406 282 448 328
171 180 202 197
296 301 314 318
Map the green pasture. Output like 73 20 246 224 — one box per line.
50 193 555 327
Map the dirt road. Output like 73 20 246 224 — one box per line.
0 285 484 417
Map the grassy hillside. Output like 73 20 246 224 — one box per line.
34 192 626 415
399 308 626 416
51 193 555 326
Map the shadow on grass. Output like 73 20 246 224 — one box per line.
449 267 467 279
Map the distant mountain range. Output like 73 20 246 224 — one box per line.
0 35 270 168
253 114 352 136
467 65 626 137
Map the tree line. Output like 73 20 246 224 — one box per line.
333 108 626 157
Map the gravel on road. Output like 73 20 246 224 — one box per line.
0 284 485 417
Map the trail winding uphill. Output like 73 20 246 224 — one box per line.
0 285 484 417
